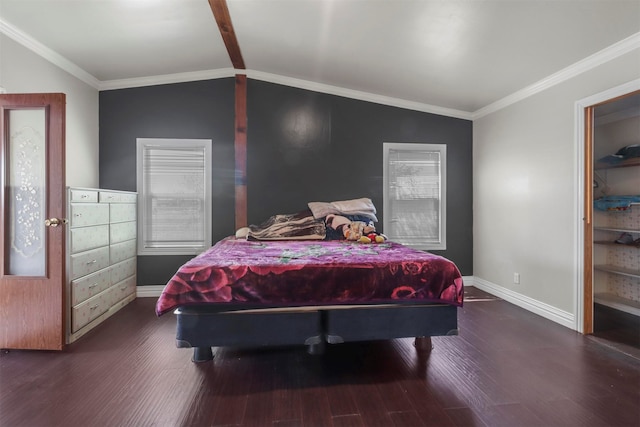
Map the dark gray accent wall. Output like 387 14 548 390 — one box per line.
99 78 472 285
99 79 236 285
247 80 472 274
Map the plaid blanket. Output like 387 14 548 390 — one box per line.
246 209 326 240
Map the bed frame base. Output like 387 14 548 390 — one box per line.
175 304 458 362
187 335 443 362
414 336 433 351
192 346 214 363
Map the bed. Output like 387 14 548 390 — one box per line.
156 236 464 362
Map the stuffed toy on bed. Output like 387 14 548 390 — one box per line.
325 214 386 243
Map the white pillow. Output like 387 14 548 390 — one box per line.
331 197 377 215
235 227 250 239
308 198 378 222
308 202 339 219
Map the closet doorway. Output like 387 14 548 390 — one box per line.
582 86 640 351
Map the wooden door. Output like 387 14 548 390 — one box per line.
0 93 66 350
583 105 594 334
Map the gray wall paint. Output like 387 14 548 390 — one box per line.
99 79 236 285
247 81 473 274
99 78 472 285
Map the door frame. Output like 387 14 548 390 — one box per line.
574 78 640 333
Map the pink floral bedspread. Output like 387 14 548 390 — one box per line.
156 237 464 315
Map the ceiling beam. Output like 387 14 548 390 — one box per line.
208 0 246 70
234 74 248 229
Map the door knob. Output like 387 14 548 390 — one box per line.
44 218 68 227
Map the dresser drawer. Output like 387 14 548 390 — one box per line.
69 189 98 203
110 203 136 223
69 246 110 280
100 191 137 203
110 239 136 265
66 187 138 343
71 267 111 306
69 203 109 228
71 291 111 332
110 221 136 244
111 258 136 284
110 276 137 305
70 224 109 254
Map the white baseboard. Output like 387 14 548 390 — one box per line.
471 277 576 330
137 285 164 298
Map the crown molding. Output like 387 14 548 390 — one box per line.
0 17 100 89
3 13 637 122
99 66 471 119
473 32 640 120
243 69 473 120
98 68 237 91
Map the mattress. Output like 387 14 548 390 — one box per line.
156 237 464 316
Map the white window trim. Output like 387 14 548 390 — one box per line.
383 142 447 250
136 138 212 256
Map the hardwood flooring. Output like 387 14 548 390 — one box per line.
1 288 639 427
593 303 640 356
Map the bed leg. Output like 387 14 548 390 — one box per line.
192 347 214 362
305 335 326 355
307 340 326 355
414 337 433 351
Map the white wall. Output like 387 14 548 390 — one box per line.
473 49 640 328
0 34 99 187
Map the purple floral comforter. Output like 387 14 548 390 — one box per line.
156 237 464 316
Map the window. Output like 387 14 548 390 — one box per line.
383 142 446 250
137 138 212 255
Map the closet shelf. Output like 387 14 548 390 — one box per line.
595 157 640 170
594 240 640 248
593 226 640 234
594 293 640 317
594 265 640 279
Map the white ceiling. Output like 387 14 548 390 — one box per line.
0 0 639 116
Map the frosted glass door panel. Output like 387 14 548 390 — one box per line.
7 109 47 276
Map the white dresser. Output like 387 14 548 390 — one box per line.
66 187 137 343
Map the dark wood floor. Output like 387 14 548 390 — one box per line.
593 303 640 352
1 288 639 427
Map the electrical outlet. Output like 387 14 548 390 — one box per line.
513 273 520 284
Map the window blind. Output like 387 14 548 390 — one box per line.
384 143 446 250
137 139 212 255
